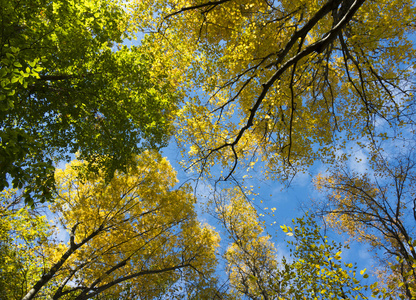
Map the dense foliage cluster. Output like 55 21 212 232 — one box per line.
0 0 177 205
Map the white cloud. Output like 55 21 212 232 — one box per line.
349 148 368 174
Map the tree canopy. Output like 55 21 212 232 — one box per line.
315 142 416 299
0 189 51 300
216 188 370 299
0 0 177 205
132 0 416 182
1 151 219 300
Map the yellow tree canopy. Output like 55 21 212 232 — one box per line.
130 0 416 181
315 147 416 299
18 151 219 300
0 190 52 300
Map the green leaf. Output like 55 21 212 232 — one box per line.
0 68 7 77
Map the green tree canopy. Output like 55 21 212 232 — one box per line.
0 0 177 205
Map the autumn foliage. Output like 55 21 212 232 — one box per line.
1 0 416 299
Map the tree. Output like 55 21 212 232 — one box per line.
0 151 219 300
0 189 52 300
214 187 369 299
131 0 416 183
0 0 177 205
314 143 416 299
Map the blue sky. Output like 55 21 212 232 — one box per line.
160 130 380 296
